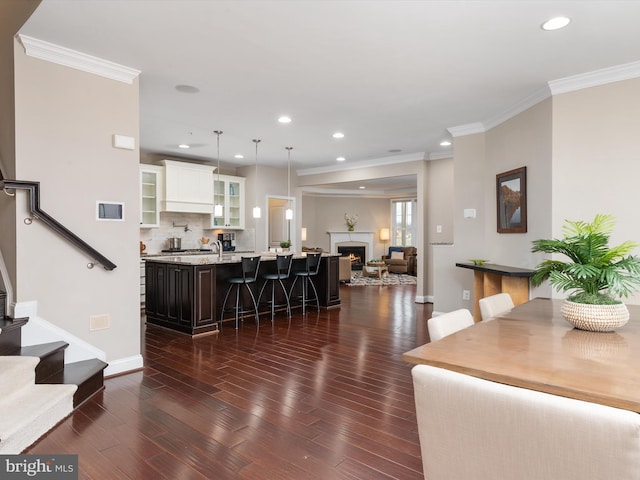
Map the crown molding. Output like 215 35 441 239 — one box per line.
447 122 485 137
448 61 640 139
428 151 453 161
297 152 425 177
302 185 417 198
18 35 141 85
548 60 640 95
483 86 551 131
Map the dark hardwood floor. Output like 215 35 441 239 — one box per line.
27 283 432 479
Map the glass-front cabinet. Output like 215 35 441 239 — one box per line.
211 175 245 229
140 165 163 228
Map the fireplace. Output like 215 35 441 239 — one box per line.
338 246 366 270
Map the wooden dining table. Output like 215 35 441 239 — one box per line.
403 297 640 412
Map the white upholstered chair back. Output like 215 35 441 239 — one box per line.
479 292 514 320
411 364 640 480
427 309 474 342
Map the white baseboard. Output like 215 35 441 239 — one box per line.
12 300 143 378
104 355 143 377
415 295 434 304
15 300 106 364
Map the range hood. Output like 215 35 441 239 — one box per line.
160 160 215 214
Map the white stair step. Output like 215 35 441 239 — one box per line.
0 383 77 454
0 357 39 394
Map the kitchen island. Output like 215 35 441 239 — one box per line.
144 253 341 335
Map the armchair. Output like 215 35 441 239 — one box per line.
338 256 352 283
382 246 417 275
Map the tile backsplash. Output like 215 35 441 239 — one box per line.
140 212 255 253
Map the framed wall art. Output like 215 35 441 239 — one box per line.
496 166 527 233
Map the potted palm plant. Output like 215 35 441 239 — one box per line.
531 214 640 332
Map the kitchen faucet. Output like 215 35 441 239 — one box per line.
213 239 223 259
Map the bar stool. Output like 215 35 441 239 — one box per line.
257 254 293 321
220 255 261 329
290 252 322 314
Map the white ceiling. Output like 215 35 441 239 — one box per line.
18 0 640 190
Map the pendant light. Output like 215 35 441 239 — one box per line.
252 139 261 219
213 130 223 217
285 146 293 220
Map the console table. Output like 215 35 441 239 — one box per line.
456 262 534 322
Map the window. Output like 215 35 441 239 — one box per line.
391 199 416 246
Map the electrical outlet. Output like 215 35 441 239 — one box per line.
436 225 443 233
462 290 470 301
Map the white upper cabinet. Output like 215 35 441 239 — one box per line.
161 160 215 214
210 175 245 230
139 165 163 228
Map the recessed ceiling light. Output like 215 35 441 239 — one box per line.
359 186 366 190
440 140 452 147
178 144 190 149
333 132 345 139
541 16 571 31
174 85 200 94
336 156 346 162
234 154 244 159
278 116 292 124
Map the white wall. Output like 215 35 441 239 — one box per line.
13 39 141 368
0 1 40 307
426 157 454 245
484 98 553 301
301 195 391 258
239 164 292 252
297 158 430 300
433 99 554 313
432 133 487 313
433 77 640 312
426 157 454 298
552 77 640 303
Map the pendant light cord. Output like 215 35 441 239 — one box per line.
286 146 293 208
253 139 261 219
214 130 223 182
253 139 261 182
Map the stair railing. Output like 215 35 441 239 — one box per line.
1 180 117 271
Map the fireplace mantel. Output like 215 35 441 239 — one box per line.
328 231 374 258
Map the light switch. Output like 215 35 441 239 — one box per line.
463 208 477 219
112 134 136 150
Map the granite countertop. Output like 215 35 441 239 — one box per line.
143 252 338 265
142 249 252 257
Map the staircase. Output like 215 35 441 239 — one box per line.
0 314 107 454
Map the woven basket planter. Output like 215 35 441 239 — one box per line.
560 300 629 332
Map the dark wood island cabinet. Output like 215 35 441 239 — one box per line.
144 253 340 335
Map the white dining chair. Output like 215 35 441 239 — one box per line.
411 364 640 480
427 309 474 342
479 292 514 321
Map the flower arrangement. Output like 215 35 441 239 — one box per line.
344 213 358 231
